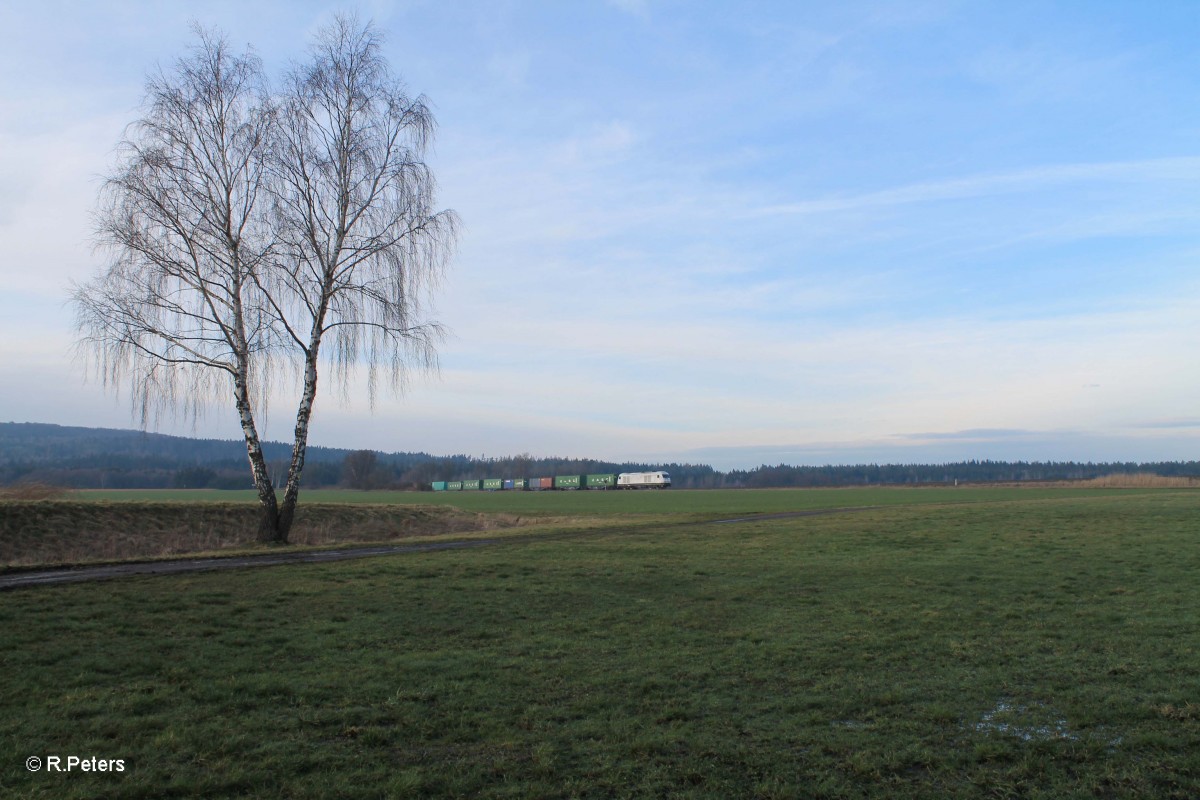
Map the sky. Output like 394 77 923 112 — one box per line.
3 1 1200 470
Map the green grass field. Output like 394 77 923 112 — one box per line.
3 488 1199 797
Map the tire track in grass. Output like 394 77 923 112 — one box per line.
0 507 877 590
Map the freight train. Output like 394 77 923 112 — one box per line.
431 471 671 491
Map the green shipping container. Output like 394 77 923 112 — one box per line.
431 481 447 491
554 475 582 490
462 480 481 491
447 481 463 491
512 478 528 490
584 473 616 489
483 478 503 490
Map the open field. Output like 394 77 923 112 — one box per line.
2 488 1200 797
72 483 1183 511
3 486 1185 569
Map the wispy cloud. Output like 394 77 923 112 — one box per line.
752 158 1200 219
681 427 1200 471
1130 418 1200 430
604 0 651 20
965 42 1134 102
551 120 637 166
896 429 1039 442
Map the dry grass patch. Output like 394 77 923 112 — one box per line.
1157 703 1200 722
1080 473 1200 488
0 501 523 568
0 482 74 501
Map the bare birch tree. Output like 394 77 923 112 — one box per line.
264 15 457 540
74 17 456 543
75 27 285 539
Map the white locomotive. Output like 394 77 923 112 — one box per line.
616 471 672 489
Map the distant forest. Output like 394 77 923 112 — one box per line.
3 422 1199 490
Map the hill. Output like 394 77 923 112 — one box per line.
0 422 428 489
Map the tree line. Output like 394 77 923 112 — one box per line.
5 423 1199 490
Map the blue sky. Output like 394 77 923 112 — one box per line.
3 1 1200 469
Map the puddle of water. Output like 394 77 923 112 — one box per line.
974 699 1078 742
830 719 873 730
971 698 1122 748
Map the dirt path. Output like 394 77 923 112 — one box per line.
0 508 875 590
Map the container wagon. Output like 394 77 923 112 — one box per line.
584 473 617 489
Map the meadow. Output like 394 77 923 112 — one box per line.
1 486 1166 568
2 487 1199 797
